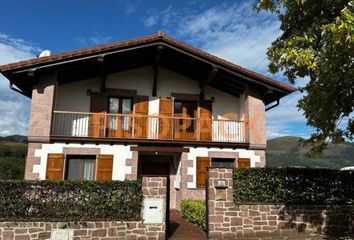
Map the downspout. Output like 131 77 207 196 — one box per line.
265 99 280 111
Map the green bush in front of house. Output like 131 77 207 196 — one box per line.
233 168 354 204
180 200 206 231
0 180 143 221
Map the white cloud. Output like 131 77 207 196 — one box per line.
125 0 141 15
75 34 112 47
143 5 175 28
0 33 37 136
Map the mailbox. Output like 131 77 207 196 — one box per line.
51 229 73 240
215 179 227 189
143 198 164 224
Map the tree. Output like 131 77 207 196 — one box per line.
255 0 354 154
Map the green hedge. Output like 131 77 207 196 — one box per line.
180 200 206 231
233 168 354 204
0 180 143 221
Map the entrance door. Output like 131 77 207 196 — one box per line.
141 162 170 176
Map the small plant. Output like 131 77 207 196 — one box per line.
180 200 206 231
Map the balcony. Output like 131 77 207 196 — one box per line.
51 111 246 144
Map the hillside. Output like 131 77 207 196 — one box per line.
266 136 354 169
0 135 27 179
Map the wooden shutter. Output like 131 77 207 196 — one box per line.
133 96 149 138
197 157 210 188
238 158 250 168
96 154 113 180
159 97 173 139
199 100 212 141
90 93 107 138
46 154 64 180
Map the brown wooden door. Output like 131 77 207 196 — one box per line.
89 93 107 138
96 155 113 180
238 158 250 168
197 157 210 188
133 96 149 138
159 97 173 139
46 154 64 180
199 100 212 141
174 100 197 140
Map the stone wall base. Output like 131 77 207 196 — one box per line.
208 168 354 240
0 221 165 240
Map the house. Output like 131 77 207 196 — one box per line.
0 33 294 209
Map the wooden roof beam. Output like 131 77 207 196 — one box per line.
152 45 163 97
200 65 218 99
97 55 106 92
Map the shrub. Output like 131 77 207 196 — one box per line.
233 168 354 204
0 180 143 221
180 200 206 231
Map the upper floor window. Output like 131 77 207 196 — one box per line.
109 97 132 114
109 97 132 131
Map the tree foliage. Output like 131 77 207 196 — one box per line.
255 0 354 154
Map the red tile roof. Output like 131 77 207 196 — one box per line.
0 33 295 92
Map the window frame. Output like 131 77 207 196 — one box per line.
64 155 97 181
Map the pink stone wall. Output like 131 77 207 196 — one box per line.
207 168 354 239
245 89 266 150
24 142 42 180
27 72 57 143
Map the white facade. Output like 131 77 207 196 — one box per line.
32 142 261 189
55 66 244 121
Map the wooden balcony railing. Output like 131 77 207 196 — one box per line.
51 111 246 143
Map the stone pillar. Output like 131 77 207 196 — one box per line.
24 142 42 180
208 167 239 239
125 150 138 180
25 71 57 180
245 88 266 150
27 71 57 143
142 176 167 240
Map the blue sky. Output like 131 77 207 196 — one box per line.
0 0 313 138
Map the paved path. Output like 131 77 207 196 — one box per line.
168 210 206 240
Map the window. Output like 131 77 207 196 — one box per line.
66 155 96 180
109 97 132 131
174 100 197 132
211 158 235 168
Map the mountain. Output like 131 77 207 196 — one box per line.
0 135 27 143
266 136 354 169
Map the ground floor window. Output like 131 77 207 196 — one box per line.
66 155 96 180
211 158 235 168
46 153 113 181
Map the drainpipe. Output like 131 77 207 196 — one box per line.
265 99 280 111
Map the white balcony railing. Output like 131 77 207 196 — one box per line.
51 111 246 143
